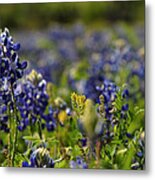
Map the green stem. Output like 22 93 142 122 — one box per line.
29 116 34 136
11 85 19 167
54 157 64 164
8 105 12 166
37 119 43 140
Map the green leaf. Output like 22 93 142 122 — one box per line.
128 108 144 134
23 136 40 141
54 160 68 168
120 143 135 170
14 152 29 167
71 145 82 157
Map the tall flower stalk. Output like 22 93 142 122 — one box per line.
0 28 28 166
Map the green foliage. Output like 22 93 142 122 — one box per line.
0 2 144 29
128 107 144 134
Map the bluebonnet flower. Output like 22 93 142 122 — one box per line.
85 75 118 117
42 106 56 132
121 104 129 111
22 147 54 168
131 131 145 170
0 114 9 132
136 151 143 158
84 75 105 103
85 31 110 53
84 74 131 143
120 104 129 119
126 132 133 139
50 96 71 126
122 89 129 99
0 78 10 132
79 137 87 147
16 70 56 132
69 156 88 169
22 161 29 167
84 30 144 105
14 25 144 103
0 28 27 132
0 28 27 84
36 61 64 84
86 75 118 103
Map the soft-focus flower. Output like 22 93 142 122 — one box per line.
69 156 87 169
22 147 54 168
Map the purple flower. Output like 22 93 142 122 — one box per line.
22 148 55 168
0 28 28 132
69 156 88 169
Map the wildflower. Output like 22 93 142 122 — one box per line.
22 147 54 168
85 76 118 138
71 93 98 139
69 156 88 169
43 106 56 132
53 97 71 125
16 70 56 132
71 92 86 116
0 28 27 84
79 138 87 147
120 104 129 119
122 104 129 111
0 28 27 132
58 110 68 125
122 89 129 99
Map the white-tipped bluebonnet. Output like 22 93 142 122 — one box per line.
16 70 56 132
22 147 54 168
0 28 27 84
85 75 118 123
0 28 28 132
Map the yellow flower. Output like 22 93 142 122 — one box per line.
71 93 98 139
80 99 98 139
58 110 68 125
71 92 86 116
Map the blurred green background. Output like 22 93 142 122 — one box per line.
0 1 144 30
